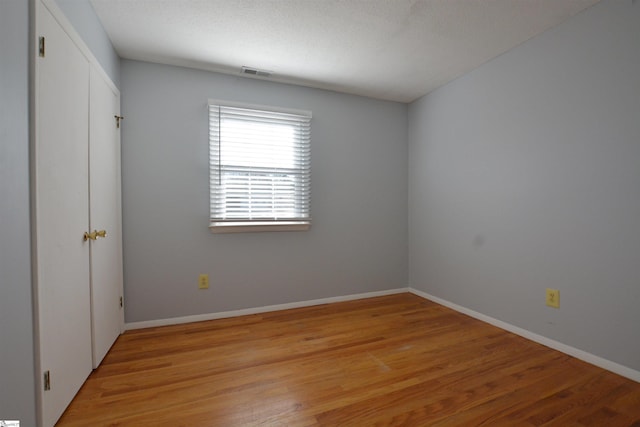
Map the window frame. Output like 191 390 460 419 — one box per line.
208 99 312 233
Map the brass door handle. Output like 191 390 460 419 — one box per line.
83 230 106 241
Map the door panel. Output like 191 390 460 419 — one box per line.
89 65 124 367
36 4 93 426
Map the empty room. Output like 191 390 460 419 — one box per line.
1 0 640 425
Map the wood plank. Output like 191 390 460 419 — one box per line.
56 293 640 426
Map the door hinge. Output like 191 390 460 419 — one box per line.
120 296 123 308
115 115 124 129
39 36 45 57
44 370 51 391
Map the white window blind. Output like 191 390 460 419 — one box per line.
208 100 311 232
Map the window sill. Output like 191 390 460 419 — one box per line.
209 221 310 234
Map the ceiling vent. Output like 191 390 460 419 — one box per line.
241 66 273 78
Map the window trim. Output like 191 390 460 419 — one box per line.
209 221 310 234
208 98 312 119
208 99 311 233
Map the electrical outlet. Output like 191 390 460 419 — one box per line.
546 288 560 308
198 274 209 289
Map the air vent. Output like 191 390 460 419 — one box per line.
241 66 273 78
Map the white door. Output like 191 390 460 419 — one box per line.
36 4 93 426
89 65 124 367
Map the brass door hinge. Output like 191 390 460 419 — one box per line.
39 36 45 57
44 370 51 391
120 296 123 308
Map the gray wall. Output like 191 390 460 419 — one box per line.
55 0 120 87
121 60 408 323
0 0 37 425
408 0 640 371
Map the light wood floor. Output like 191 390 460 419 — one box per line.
57 293 640 426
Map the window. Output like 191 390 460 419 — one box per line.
208 100 311 233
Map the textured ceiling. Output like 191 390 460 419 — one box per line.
90 0 600 103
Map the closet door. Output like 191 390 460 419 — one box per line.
89 65 124 367
36 4 93 426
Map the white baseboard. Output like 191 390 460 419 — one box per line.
409 288 640 384
125 287 409 330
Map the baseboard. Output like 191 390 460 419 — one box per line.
125 287 409 330
409 288 640 383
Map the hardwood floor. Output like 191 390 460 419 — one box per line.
57 293 640 426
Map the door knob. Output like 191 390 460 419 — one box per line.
83 231 97 241
96 229 107 238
